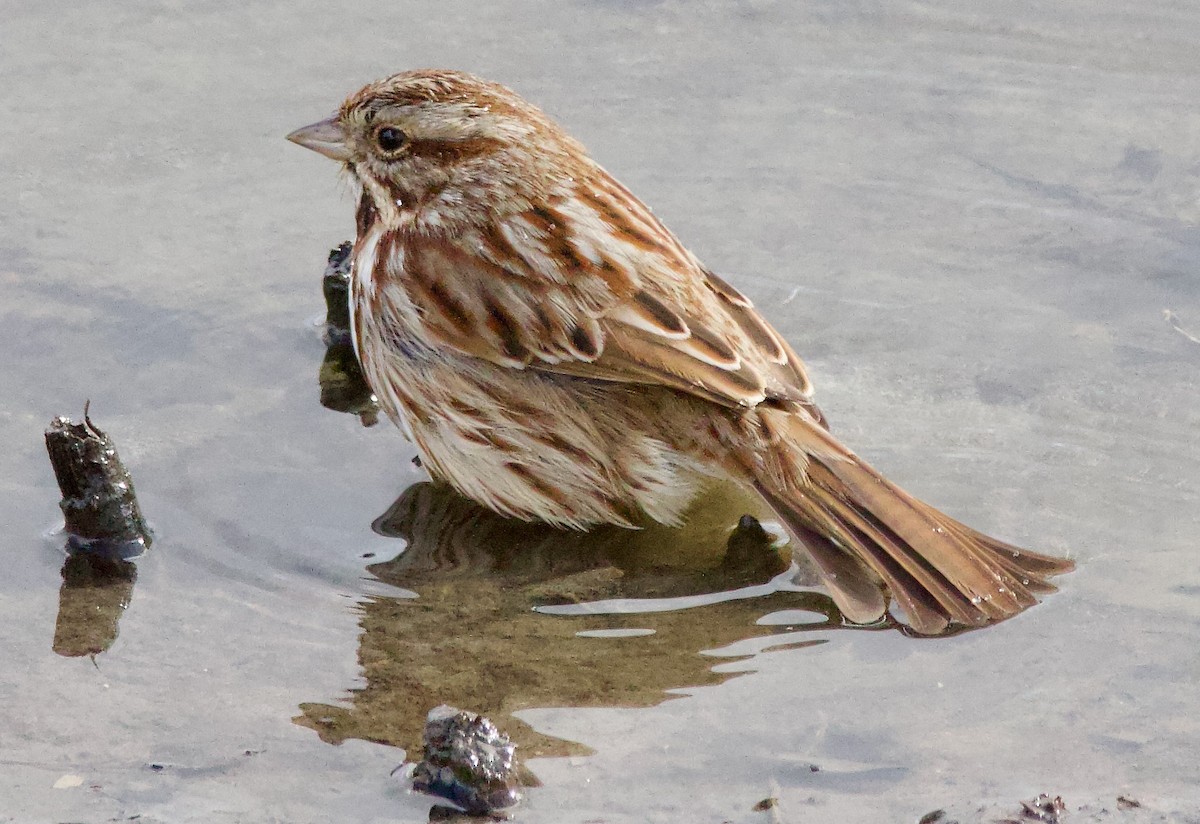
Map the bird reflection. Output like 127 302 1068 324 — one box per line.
296 479 901 759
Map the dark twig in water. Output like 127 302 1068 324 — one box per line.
317 242 380 426
45 408 152 557
753 781 787 823
995 793 1067 824
322 241 354 340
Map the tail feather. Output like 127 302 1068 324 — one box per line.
770 506 887 625
756 417 1074 635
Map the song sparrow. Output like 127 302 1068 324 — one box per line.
288 69 1072 634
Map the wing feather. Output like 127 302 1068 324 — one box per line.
382 178 815 409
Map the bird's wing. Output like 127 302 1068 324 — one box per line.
381 180 814 410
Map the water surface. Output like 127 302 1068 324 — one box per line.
2 2 1199 822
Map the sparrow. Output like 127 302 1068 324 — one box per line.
288 69 1072 634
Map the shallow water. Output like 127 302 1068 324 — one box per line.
3 2 1199 822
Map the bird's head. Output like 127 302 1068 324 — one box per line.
288 69 582 230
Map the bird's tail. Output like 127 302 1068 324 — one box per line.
752 411 1073 635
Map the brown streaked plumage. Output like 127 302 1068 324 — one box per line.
288 69 1073 635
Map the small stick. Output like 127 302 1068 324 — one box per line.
322 241 354 341
318 241 380 426
44 404 152 556
1164 309 1200 345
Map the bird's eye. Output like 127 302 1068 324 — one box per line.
375 126 408 153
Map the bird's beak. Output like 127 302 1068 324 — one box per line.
286 115 352 162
